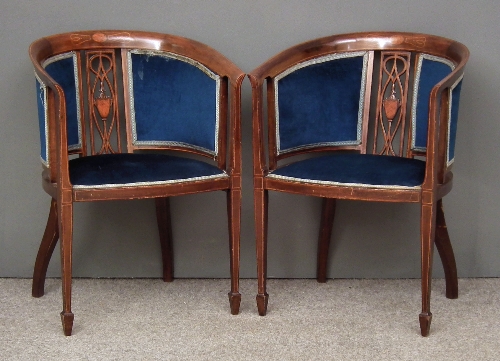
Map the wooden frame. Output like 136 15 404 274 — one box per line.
248 32 469 336
29 30 244 336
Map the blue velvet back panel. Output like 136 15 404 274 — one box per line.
275 52 368 154
43 53 82 157
128 51 219 155
448 78 463 164
36 78 48 164
36 52 82 165
412 55 454 152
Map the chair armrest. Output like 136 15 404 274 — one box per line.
227 74 245 183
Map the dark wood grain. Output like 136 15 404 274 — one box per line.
434 199 458 299
155 197 174 282
32 199 59 298
316 198 336 283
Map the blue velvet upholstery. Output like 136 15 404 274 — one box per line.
36 78 48 164
36 53 81 164
69 153 226 188
43 53 82 156
448 78 463 164
412 55 454 151
268 153 426 188
128 51 219 155
275 52 367 154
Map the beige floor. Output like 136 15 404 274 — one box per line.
1 278 499 360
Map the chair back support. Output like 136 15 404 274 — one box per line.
31 31 242 180
251 33 468 178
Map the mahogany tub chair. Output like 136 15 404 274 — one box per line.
30 30 244 335
248 32 468 336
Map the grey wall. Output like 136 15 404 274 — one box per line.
1 0 499 279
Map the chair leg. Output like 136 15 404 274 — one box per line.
226 189 241 315
255 188 269 316
419 201 437 337
434 199 458 299
155 198 174 282
317 198 336 283
32 199 59 298
59 202 74 336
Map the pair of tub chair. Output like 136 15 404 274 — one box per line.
29 30 468 336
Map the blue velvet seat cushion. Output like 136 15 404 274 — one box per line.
69 153 226 188
268 154 426 188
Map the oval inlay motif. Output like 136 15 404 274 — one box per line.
92 33 107 43
390 35 404 45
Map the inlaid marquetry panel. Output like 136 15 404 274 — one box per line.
86 51 121 155
373 52 411 157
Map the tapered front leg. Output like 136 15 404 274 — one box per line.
32 199 59 297
317 198 336 283
155 198 174 282
59 201 74 336
419 200 437 337
255 188 269 316
434 199 458 299
226 189 241 315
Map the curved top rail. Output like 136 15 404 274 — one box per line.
29 30 243 81
249 31 469 82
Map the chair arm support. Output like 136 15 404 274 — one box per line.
52 83 72 192
248 74 268 179
227 74 245 182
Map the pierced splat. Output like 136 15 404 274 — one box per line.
373 52 411 157
86 51 121 155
